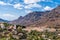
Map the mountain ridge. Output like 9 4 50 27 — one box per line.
9 6 60 27
0 18 9 22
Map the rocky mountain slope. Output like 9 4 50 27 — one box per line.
10 6 60 27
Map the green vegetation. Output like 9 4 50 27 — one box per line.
0 23 60 40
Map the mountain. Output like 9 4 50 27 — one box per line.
10 6 60 27
0 18 9 22
9 11 49 26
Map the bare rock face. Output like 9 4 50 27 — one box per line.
10 6 60 27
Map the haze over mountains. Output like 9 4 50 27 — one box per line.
1 6 60 27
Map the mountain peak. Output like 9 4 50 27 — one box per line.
18 16 23 19
57 5 60 7
54 5 60 10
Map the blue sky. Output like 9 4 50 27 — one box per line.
0 0 60 21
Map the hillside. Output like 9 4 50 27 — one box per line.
0 18 9 22
10 6 60 27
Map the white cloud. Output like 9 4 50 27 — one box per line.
0 1 12 6
0 14 18 21
25 10 32 13
2 14 15 17
25 3 42 9
24 0 53 4
7 3 12 5
44 6 53 11
13 3 23 9
0 1 24 10
0 1 7 5
24 0 45 4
